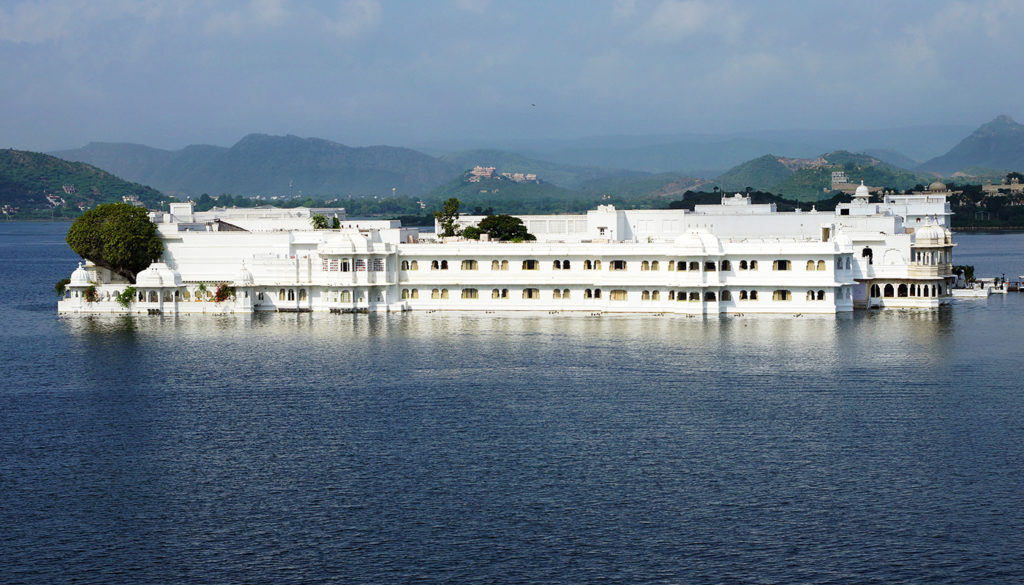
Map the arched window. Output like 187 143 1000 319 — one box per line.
562 289 570 299
750 260 758 270
610 289 627 301
501 260 509 271
807 260 815 271
704 291 716 301
411 289 419 299
650 260 659 271
870 284 881 297
668 290 675 300
410 260 418 270
431 288 440 299
641 261 650 271
492 288 501 299
749 290 758 300
553 289 562 299
492 260 500 271
148 290 158 302
720 290 731 301
897 284 908 297
862 247 873 265
720 260 730 271
817 290 825 300
431 260 440 270
584 289 593 299
584 260 593 270
553 260 562 270
884 284 894 298
836 258 843 270
563 260 571 269
287 289 295 301
402 289 410 299
651 290 660 301
817 260 826 271
341 260 350 271
299 289 307 301
440 260 448 270
183 290 191 301
461 260 478 270
668 261 676 272
642 290 651 300
594 260 602 270
807 290 815 301
740 290 748 300
689 261 699 271
279 289 286 300
522 288 539 299
462 288 478 299
441 289 449 299
341 290 352 302
739 260 748 270
594 288 602 298
401 260 410 270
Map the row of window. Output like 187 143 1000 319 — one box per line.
398 288 836 302
321 259 385 272
400 258 842 272
870 283 943 298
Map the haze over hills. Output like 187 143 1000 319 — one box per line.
918 115 1024 176
53 134 463 198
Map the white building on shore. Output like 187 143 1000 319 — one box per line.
58 184 955 316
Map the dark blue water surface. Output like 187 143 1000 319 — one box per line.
2 222 1024 585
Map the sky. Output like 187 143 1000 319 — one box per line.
2 0 1023 152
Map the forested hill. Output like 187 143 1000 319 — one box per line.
918 115 1024 176
53 134 462 198
0 149 164 218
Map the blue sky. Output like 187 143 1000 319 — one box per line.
2 0 1022 152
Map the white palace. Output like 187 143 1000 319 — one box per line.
58 182 956 316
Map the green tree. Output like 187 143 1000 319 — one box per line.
476 214 536 241
331 216 340 229
434 197 461 237
66 203 163 284
310 214 329 229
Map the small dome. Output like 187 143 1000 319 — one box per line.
854 181 870 199
673 230 721 254
236 262 254 285
135 264 163 287
914 223 949 245
70 262 91 286
928 181 947 192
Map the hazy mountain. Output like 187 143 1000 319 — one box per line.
0 149 164 215
860 148 918 170
918 115 1024 176
712 155 795 192
54 134 461 197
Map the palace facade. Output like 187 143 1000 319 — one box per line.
58 184 955 316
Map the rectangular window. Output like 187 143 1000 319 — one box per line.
773 260 791 271
522 260 539 270
610 289 627 301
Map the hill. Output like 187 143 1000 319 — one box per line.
712 154 794 192
918 115 1024 176
54 134 461 198
0 149 165 218
438 149 645 189
426 171 596 214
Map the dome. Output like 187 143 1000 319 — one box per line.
135 262 181 287
135 264 164 287
236 262 254 285
928 181 947 192
913 223 950 245
70 262 91 286
673 230 722 254
854 181 870 199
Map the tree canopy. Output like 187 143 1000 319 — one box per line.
471 214 536 241
66 203 163 283
310 213 329 229
434 197 461 237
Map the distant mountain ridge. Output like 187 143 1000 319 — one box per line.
53 134 463 197
918 115 1024 176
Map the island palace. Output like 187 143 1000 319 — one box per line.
58 182 956 316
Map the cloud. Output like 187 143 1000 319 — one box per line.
640 0 747 43
204 0 289 37
453 0 489 14
612 0 637 19
324 0 381 39
0 0 170 44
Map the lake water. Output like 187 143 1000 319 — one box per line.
2 222 1024 584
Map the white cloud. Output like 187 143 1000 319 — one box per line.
0 0 172 43
641 0 746 43
204 0 289 37
324 0 381 39
612 0 637 19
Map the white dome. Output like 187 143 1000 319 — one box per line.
70 262 91 286
854 181 870 199
914 223 951 245
236 262 254 285
673 230 722 254
135 262 181 287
